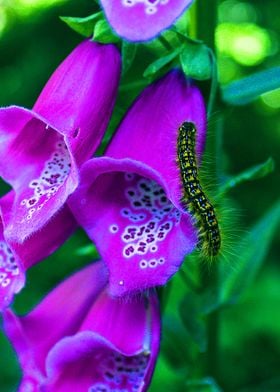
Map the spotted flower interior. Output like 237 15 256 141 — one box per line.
69 167 197 296
100 0 193 41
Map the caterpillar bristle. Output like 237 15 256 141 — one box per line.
177 121 221 258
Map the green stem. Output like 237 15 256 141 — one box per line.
196 0 217 51
158 35 173 51
188 1 197 40
196 0 221 382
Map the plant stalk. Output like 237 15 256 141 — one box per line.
195 0 221 382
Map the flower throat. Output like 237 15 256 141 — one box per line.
177 121 221 257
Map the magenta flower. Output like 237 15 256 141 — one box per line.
100 0 194 41
0 40 121 309
0 40 121 242
3 261 160 391
69 70 207 297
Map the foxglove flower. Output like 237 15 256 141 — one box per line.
0 39 121 242
69 70 207 296
3 261 160 391
0 40 121 309
100 0 194 41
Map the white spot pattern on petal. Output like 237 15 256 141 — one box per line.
139 257 165 269
109 175 181 271
109 225 119 234
0 241 19 289
20 138 71 222
88 352 149 392
122 0 169 15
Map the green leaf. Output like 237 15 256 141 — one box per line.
171 25 204 45
221 66 280 105
143 47 182 78
221 200 280 304
179 293 207 352
94 20 119 44
121 41 137 75
60 12 102 37
219 157 274 195
186 377 222 392
180 43 212 80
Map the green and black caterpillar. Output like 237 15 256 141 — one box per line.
177 121 221 257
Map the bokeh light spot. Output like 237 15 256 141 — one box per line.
216 23 272 66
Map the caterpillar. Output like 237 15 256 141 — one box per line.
177 121 221 257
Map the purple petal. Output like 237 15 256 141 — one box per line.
4 263 160 391
69 71 205 295
0 106 78 242
0 40 121 243
44 333 154 391
100 0 194 41
33 40 121 165
3 262 108 377
107 70 207 210
69 158 197 296
0 218 25 310
0 191 77 270
44 293 160 391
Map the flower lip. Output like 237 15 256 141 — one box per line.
0 106 79 243
0 248 25 310
44 290 160 391
3 262 160 392
44 331 155 391
68 157 198 297
72 156 183 211
99 0 194 42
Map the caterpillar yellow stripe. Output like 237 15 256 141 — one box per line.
177 121 221 257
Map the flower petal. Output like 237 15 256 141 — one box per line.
69 72 205 296
3 261 108 377
4 264 160 392
100 0 194 41
69 158 197 296
44 293 160 391
0 191 77 270
0 40 121 242
33 40 121 165
0 218 25 310
0 191 77 310
44 333 154 392
0 106 78 242
106 70 207 209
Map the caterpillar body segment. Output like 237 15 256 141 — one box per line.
177 121 221 257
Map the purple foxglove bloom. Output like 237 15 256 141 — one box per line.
3 261 160 392
0 39 121 243
69 70 207 297
100 0 194 41
0 40 121 309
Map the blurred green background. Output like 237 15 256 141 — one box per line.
0 0 279 391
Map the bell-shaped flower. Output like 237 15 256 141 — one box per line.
69 70 207 297
0 40 121 309
3 261 160 392
0 39 121 244
100 0 194 41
